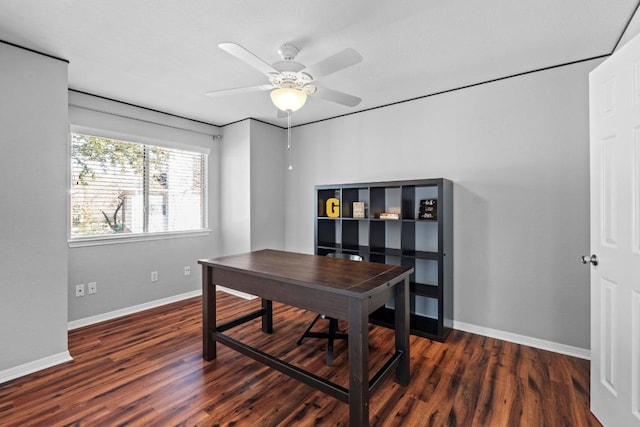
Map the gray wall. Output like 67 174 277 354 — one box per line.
0 43 69 370
220 119 287 254
284 59 600 350
220 120 252 254
249 120 286 251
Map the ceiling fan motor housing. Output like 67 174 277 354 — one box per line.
278 44 299 61
268 69 313 91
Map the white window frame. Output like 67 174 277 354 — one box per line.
68 124 210 247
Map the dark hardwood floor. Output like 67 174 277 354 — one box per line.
0 292 601 426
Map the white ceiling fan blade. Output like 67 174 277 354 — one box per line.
218 42 279 76
205 84 274 97
312 86 361 107
302 48 362 81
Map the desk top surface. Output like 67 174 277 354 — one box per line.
199 249 413 298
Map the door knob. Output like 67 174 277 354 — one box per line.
580 254 598 266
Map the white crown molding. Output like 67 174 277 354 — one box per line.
0 351 73 385
453 320 590 360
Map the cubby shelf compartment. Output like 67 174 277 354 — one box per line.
369 307 442 340
400 250 439 259
314 178 453 341
411 282 438 298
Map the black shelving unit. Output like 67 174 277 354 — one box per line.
314 178 453 341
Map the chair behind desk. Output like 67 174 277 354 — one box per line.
296 252 363 365
327 252 363 262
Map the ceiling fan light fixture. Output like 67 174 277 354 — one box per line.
270 87 307 112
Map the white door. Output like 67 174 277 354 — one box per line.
588 31 640 426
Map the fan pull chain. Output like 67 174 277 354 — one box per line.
287 110 293 170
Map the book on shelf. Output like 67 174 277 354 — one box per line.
419 199 437 220
379 212 400 220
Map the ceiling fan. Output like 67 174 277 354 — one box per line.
206 42 363 113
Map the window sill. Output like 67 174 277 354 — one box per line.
68 229 211 248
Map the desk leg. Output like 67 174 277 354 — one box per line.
394 276 410 385
348 298 369 427
262 299 273 333
202 265 216 360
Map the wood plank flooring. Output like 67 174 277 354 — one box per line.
0 292 601 426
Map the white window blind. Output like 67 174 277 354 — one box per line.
70 133 207 239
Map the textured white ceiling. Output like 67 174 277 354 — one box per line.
0 0 638 127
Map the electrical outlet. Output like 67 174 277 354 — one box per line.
88 282 97 294
75 284 85 297
151 271 158 282
184 266 191 276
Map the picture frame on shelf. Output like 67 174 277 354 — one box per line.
419 199 437 220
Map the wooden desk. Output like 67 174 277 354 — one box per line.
199 249 413 427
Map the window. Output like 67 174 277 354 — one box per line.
70 132 207 240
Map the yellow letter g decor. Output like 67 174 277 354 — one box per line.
326 198 340 217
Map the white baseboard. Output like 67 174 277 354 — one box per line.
0 351 73 385
66 289 589 361
68 289 203 330
67 287 256 331
453 320 590 360
217 286 257 300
